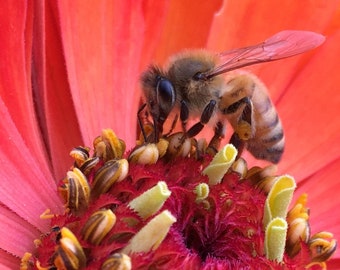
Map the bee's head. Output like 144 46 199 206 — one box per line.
140 65 175 140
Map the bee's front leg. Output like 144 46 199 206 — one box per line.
182 100 216 138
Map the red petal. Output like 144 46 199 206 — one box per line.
0 1 51 163
0 249 19 269
31 1 83 179
327 258 340 270
138 0 170 70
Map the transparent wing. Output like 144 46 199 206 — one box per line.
205 30 325 78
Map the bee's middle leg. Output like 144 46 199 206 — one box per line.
206 121 225 155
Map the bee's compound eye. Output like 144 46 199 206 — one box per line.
156 78 175 106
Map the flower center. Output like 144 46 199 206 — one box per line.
20 129 337 270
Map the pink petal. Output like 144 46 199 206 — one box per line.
0 205 40 258
0 1 50 164
0 98 63 231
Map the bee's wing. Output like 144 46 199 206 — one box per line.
206 30 325 78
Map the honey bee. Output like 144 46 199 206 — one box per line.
140 30 325 163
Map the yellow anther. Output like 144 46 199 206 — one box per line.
54 227 87 270
81 209 117 245
70 146 90 167
194 183 210 202
94 129 126 160
128 143 159 164
92 159 129 198
309 232 337 263
58 168 91 215
101 253 132 270
156 138 169 158
20 252 33 270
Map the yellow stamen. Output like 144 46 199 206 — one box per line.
263 175 296 228
128 181 171 219
39 208 55 219
265 217 288 262
286 193 310 257
202 144 238 185
122 210 176 253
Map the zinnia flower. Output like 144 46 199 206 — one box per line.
0 1 339 269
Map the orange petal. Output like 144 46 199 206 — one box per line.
56 0 146 149
294 158 340 260
276 30 340 181
208 0 339 100
151 0 223 64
